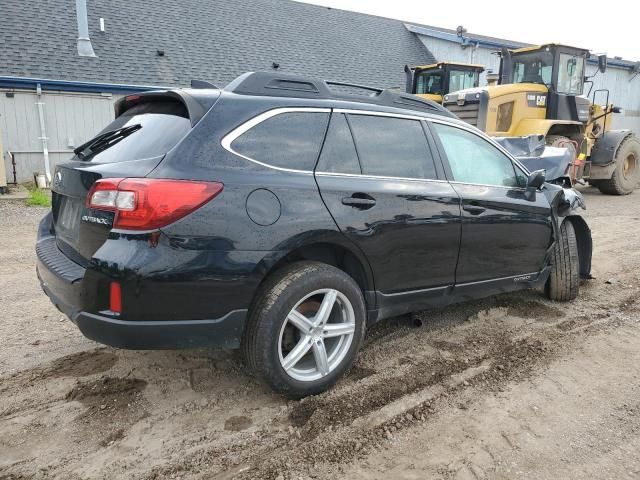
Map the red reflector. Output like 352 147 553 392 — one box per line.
87 178 223 230
110 282 122 314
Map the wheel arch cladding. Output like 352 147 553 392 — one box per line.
590 130 634 166
255 242 374 303
547 123 583 138
565 215 592 279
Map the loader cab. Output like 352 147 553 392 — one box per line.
499 44 591 122
407 62 484 103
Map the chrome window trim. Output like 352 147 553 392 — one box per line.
333 108 428 122
315 171 449 184
449 180 527 192
220 107 331 174
220 105 530 185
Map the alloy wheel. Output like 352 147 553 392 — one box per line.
278 288 355 382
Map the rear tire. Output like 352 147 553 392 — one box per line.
242 261 366 397
594 136 640 195
545 220 579 301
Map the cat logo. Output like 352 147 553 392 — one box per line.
526 93 547 108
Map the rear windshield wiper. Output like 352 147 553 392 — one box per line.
74 124 142 160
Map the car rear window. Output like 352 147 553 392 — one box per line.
76 100 191 163
347 114 437 179
231 112 329 171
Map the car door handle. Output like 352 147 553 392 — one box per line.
463 204 486 215
342 194 376 209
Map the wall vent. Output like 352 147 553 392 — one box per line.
76 0 96 57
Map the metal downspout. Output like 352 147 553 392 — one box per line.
35 84 51 185
470 41 480 64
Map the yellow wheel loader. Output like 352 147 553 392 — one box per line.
442 44 640 195
404 62 484 104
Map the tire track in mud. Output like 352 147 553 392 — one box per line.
65 376 150 445
0 349 118 418
1 349 117 388
230 317 627 480
136 296 619 480
232 340 551 478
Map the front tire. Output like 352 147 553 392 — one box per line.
545 220 579 301
242 261 366 397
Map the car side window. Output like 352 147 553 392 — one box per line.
432 123 520 187
316 113 361 174
231 112 329 170
347 114 438 179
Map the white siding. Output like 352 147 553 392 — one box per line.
415 36 501 86
0 89 119 183
584 64 640 133
416 34 640 135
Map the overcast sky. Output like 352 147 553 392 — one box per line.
296 0 638 62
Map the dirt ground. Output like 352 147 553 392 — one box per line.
1 186 640 480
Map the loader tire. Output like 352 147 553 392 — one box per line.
546 135 577 152
594 136 640 195
545 220 579 302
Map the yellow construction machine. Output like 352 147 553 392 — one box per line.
404 62 484 104
441 44 639 195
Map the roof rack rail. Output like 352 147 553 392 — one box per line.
325 80 383 94
226 72 455 118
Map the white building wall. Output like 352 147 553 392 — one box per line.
584 64 640 133
415 36 501 86
416 34 640 135
0 89 119 183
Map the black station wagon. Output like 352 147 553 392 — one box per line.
37 72 592 396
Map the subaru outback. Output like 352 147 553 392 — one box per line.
36 72 592 397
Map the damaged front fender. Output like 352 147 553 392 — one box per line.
557 186 586 215
543 185 593 279
542 183 586 217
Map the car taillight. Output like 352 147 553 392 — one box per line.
86 178 223 230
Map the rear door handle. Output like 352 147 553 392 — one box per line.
342 194 376 209
462 204 485 215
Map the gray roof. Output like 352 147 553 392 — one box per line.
406 23 530 50
407 24 639 69
0 0 436 89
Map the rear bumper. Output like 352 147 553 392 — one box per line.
37 261 247 349
74 311 246 350
36 214 250 350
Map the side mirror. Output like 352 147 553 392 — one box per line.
598 54 608 74
527 169 546 189
524 169 545 201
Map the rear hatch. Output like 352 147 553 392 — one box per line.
51 90 218 264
